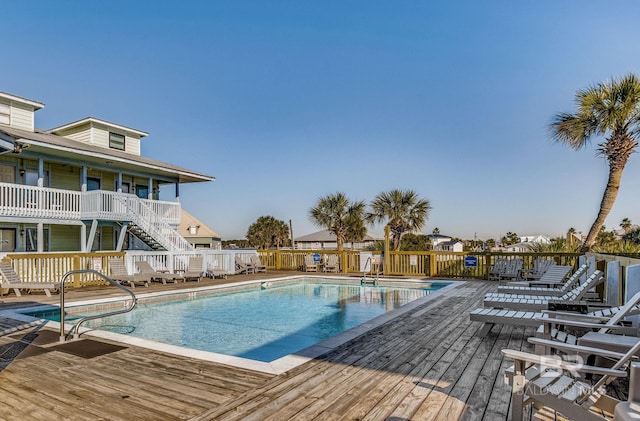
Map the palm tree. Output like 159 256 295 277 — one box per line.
344 214 367 250
621 217 633 234
309 192 366 251
550 74 640 252
246 216 290 249
366 189 431 250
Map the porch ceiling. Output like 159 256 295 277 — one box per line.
0 126 214 184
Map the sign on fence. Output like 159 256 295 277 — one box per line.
464 256 478 268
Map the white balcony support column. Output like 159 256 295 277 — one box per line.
116 223 128 252
80 224 87 252
37 223 44 252
148 177 153 200
117 172 123 193
37 158 44 187
85 219 98 252
81 166 87 192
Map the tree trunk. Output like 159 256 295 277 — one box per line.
581 165 625 252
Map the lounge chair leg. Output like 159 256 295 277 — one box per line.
477 323 494 337
44 289 52 297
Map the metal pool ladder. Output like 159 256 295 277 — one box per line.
361 257 380 286
58 269 137 342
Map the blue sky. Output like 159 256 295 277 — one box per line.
4 1 640 241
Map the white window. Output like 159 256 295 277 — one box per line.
0 103 10 125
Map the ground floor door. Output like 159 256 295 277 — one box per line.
0 228 16 252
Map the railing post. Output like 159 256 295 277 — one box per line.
429 252 437 277
73 254 81 287
342 251 348 274
485 253 492 280
275 250 281 270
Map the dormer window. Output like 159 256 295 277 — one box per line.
0 103 10 125
188 225 200 235
109 132 124 151
109 132 125 151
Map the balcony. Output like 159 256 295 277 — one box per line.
0 182 180 225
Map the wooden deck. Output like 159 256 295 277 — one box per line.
0 274 536 420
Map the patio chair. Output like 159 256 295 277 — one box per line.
519 257 556 281
488 257 507 281
234 256 254 275
499 258 523 282
323 254 339 273
108 257 150 288
483 270 604 311
0 260 61 297
250 255 267 273
496 263 587 296
182 256 205 282
134 261 182 284
502 335 640 421
525 264 574 287
303 255 318 272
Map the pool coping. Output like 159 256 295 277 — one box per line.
0 276 464 375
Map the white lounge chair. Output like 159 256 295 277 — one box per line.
0 260 61 297
108 257 150 288
483 270 604 311
471 297 640 338
303 255 318 272
496 263 587 296
519 257 556 281
535 290 640 357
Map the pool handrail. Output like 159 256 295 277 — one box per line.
59 269 137 342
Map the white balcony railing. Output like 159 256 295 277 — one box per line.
0 182 180 225
0 182 81 220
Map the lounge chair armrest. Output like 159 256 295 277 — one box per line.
502 349 627 377
535 317 630 330
541 310 611 322
528 338 637 360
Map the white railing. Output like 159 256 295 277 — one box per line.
1 183 189 252
0 182 81 219
130 197 193 252
141 198 180 225
81 190 192 252
125 250 259 275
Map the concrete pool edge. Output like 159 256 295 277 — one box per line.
1 276 465 375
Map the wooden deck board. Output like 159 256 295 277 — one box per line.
0 275 556 420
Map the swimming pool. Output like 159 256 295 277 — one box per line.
15 276 457 373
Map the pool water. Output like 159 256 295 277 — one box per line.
29 281 448 362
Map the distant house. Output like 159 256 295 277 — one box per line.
426 234 453 249
434 240 463 252
519 235 551 244
179 209 222 250
505 242 535 253
295 230 383 250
